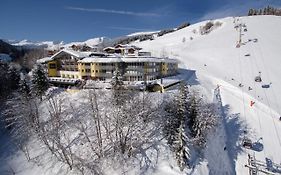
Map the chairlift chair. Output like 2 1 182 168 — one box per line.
242 137 253 149
255 76 262 82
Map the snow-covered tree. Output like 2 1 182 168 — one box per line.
164 82 191 170
7 64 20 90
19 75 31 99
31 64 49 100
111 67 124 88
188 93 219 148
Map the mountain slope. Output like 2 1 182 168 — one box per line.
134 15 281 174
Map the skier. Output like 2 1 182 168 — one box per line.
248 86 253 91
250 100 255 107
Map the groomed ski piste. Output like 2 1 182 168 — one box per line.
1 15 281 175
135 15 281 174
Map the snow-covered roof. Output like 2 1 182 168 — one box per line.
51 49 92 59
115 44 142 50
78 55 178 63
0 53 12 62
36 57 52 64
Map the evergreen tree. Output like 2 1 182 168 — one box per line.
188 95 199 137
19 75 31 99
31 64 49 100
248 9 253 16
111 67 131 106
111 67 124 89
7 65 20 90
164 82 191 170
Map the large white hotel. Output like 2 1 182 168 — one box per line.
40 44 178 82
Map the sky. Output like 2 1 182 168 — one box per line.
0 0 280 43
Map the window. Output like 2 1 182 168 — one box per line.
85 63 91 66
49 63 56 69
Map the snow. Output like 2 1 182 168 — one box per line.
79 55 178 63
9 39 64 50
36 57 52 64
1 15 281 175
0 53 12 62
8 37 108 51
127 31 159 37
64 37 109 48
51 49 94 59
134 15 281 174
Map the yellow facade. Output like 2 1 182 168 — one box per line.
78 63 86 77
91 63 99 78
161 62 168 76
76 62 102 79
47 61 57 77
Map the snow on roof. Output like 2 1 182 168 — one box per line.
51 49 94 59
36 57 53 64
78 55 178 63
0 53 12 62
115 44 142 50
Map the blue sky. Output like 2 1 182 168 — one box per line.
1 0 280 42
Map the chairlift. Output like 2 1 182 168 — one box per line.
242 137 253 149
262 84 270 88
255 76 262 82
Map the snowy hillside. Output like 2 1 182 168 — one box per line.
134 15 281 174
7 39 64 50
64 37 110 48
7 37 109 50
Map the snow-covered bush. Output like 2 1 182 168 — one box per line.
157 29 175 37
200 21 222 35
177 22 191 30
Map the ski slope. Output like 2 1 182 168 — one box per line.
135 15 281 174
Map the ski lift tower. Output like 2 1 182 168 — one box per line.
245 154 278 175
236 23 242 48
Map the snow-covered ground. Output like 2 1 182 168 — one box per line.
135 15 281 174
1 15 281 175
